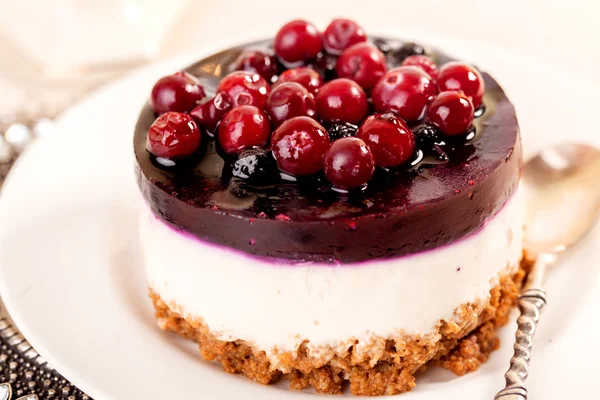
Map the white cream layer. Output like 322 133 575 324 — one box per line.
141 191 524 360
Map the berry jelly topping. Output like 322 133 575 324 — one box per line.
323 137 375 190
356 113 415 167
232 147 278 185
275 67 323 95
150 71 206 114
218 105 271 155
217 71 271 108
402 55 438 79
190 92 233 133
265 82 317 127
392 42 427 63
147 112 201 158
328 122 358 141
270 116 331 176
371 66 437 122
274 20 323 66
323 18 367 55
235 49 279 83
336 42 387 90
437 62 485 108
413 124 441 148
315 78 369 125
427 91 475 136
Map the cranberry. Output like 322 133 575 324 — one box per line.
147 112 201 158
265 82 317 127
270 116 331 176
402 55 438 79
427 91 474 136
274 20 323 66
150 71 206 114
190 92 233 133
356 113 415 167
323 18 367 55
218 105 271 155
324 137 375 189
217 71 271 109
315 78 368 125
276 67 323 95
437 62 485 108
336 42 387 91
371 66 437 122
235 49 279 83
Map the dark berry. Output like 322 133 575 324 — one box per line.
270 116 331 176
274 20 323 66
217 71 271 108
306 53 338 82
235 49 279 83
323 18 367 55
265 82 317 127
371 66 437 122
150 71 206 114
276 67 323 95
402 55 438 79
413 124 441 148
427 91 474 136
315 78 369 125
232 147 278 185
336 42 387 90
328 122 358 141
392 42 427 63
218 105 271 155
437 62 485 108
356 113 415 167
372 38 393 54
324 137 375 189
190 92 233 134
147 112 201 159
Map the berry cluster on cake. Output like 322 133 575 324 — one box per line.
134 18 526 396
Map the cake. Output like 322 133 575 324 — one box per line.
134 18 526 396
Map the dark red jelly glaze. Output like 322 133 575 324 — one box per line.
315 78 369 124
336 42 387 90
437 62 485 108
275 67 323 95
402 55 438 79
134 38 521 264
217 71 271 108
324 137 375 189
265 82 317 127
190 92 233 133
146 112 201 158
323 18 367 55
270 116 331 176
274 20 323 65
427 91 475 136
218 105 271 155
372 66 438 122
235 49 279 83
150 71 206 114
356 113 415 167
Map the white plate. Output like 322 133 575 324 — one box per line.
1 38 600 400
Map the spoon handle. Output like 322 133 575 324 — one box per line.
494 253 555 400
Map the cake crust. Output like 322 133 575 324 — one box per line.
149 255 532 396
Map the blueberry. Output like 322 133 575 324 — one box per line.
372 38 393 54
232 147 278 185
413 124 441 148
392 42 427 63
328 122 358 141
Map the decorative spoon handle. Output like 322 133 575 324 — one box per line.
494 253 555 400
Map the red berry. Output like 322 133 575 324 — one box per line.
324 137 375 189
437 62 485 108
276 67 323 95
218 106 271 155
190 92 233 133
427 91 474 136
315 78 368 125
270 116 331 176
265 82 317 127
336 42 387 90
235 49 279 83
402 55 438 79
147 112 201 158
323 18 367 55
371 66 437 122
274 20 323 66
356 113 415 167
217 71 271 109
150 71 206 114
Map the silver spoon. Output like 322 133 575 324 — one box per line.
495 143 600 399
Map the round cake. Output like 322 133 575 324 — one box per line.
135 18 525 396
